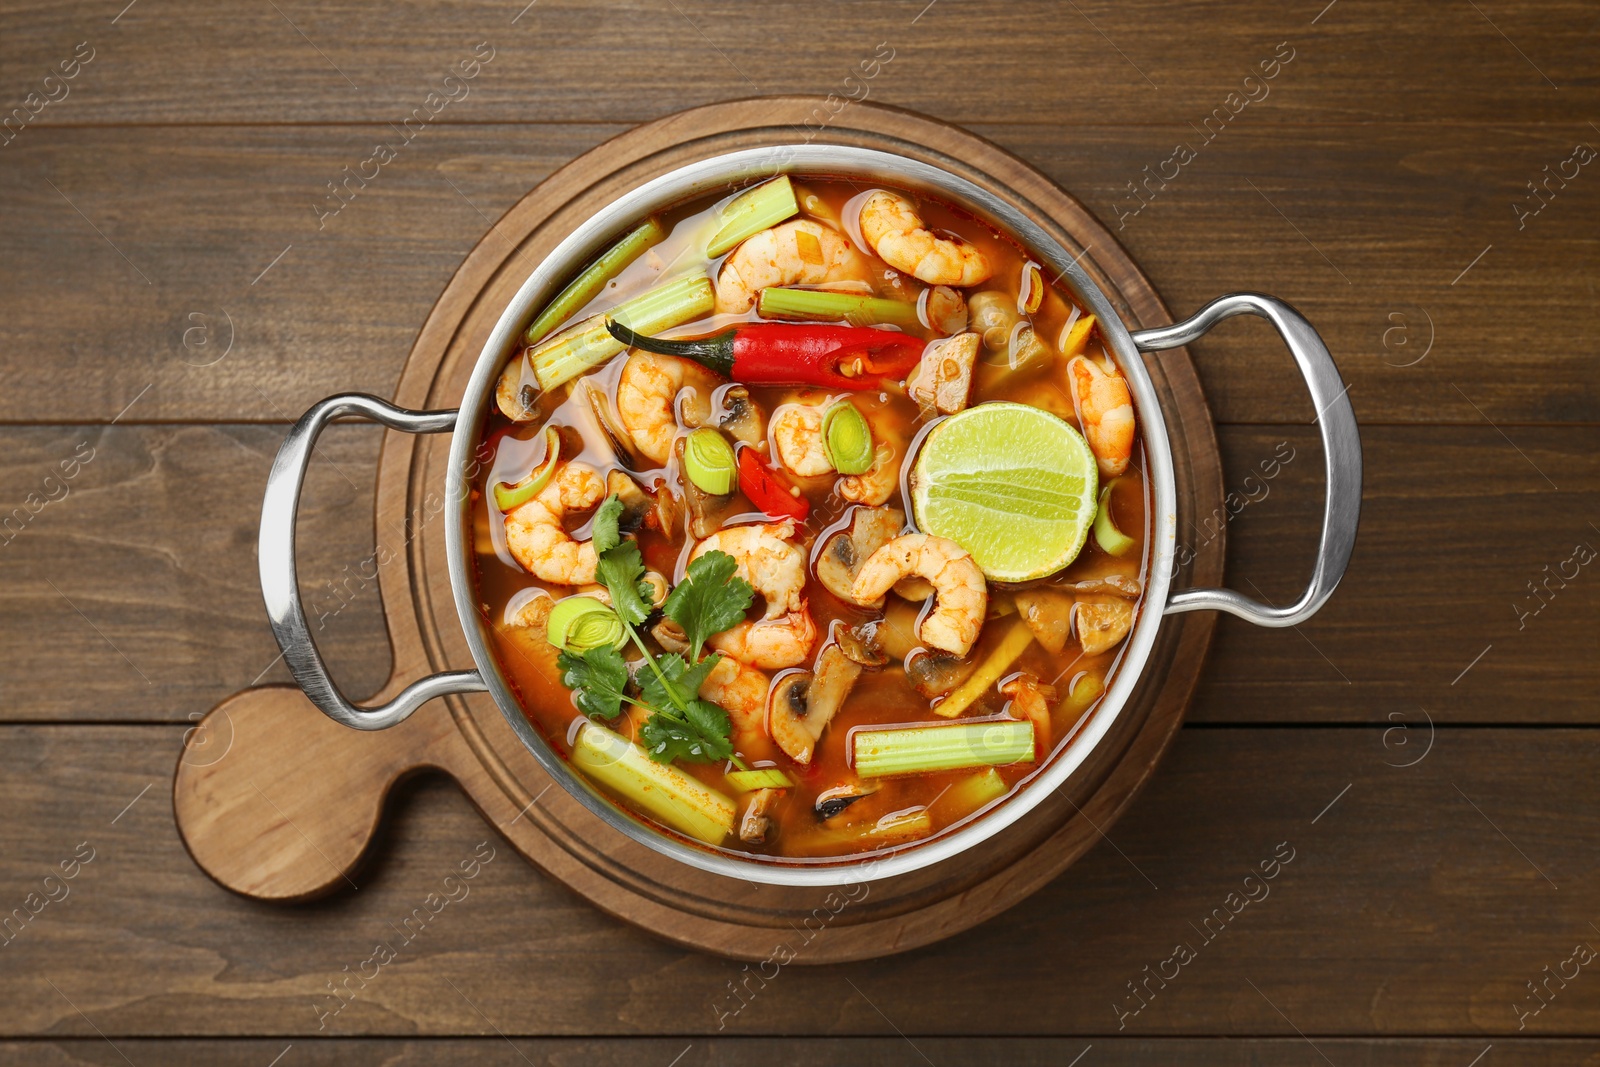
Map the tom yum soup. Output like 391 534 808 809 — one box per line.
473 173 1148 860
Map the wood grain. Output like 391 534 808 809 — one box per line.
0 1038 1585 1066
2 123 1595 425
2 424 1588 725
2 724 1595 1037
3 0 1595 127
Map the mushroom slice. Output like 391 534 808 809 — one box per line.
675 436 740 539
816 781 878 820
651 617 691 654
836 621 890 668
1014 589 1075 655
908 331 980 415
815 505 904 602
718 385 766 446
905 649 977 699
1000 673 1058 759
873 599 923 662
1068 575 1142 599
495 355 540 422
767 644 863 765
606 469 652 531
739 787 781 844
893 577 935 602
1075 595 1135 656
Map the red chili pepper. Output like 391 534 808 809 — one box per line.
737 446 810 521
606 318 922 390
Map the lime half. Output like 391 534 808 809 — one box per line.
910 402 1099 582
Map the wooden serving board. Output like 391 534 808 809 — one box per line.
173 98 1224 963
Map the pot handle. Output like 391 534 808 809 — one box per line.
260 393 487 730
1131 293 1361 628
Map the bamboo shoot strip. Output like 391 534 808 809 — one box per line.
525 216 667 345
756 286 921 330
934 618 1036 719
570 721 736 844
530 275 715 391
852 719 1035 778
706 176 799 258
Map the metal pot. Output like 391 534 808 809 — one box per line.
259 145 1360 887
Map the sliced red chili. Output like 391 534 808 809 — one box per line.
737 446 810 521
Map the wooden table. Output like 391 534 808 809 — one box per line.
1 2 1595 1063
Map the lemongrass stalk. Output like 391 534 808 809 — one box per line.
853 720 1035 778
530 274 714 390
756 286 921 329
706 176 799 258
570 721 736 844
1093 481 1137 556
933 618 1036 719
932 767 1009 822
525 216 667 345
725 767 794 792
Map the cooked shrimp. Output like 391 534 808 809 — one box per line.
849 533 987 656
771 403 833 477
709 608 818 670
689 520 806 619
858 190 993 287
616 350 685 466
838 440 899 506
715 219 871 315
504 461 605 585
699 655 769 747
1068 355 1134 478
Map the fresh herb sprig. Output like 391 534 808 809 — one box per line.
556 495 755 768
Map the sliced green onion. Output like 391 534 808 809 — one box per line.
545 595 625 653
525 216 667 345
1093 481 1136 556
932 767 1009 822
933 618 1035 719
822 400 873 475
492 427 561 511
853 719 1035 778
530 274 715 391
682 428 737 495
756 286 920 329
725 767 795 792
706 176 799 258
570 721 736 844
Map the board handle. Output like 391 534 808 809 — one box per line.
260 393 487 729
1132 293 1361 628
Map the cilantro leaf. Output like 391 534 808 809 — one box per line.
590 494 625 555
594 538 651 628
638 652 722 712
663 550 754 659
639 699 735 764
557 646 629 720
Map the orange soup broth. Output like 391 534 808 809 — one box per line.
470 176 1150 861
